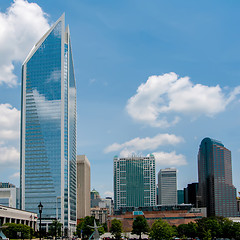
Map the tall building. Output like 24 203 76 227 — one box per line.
20 14 77 234
77 155 91 219
158 168 177 205
198 137 238 217
114 155 156 211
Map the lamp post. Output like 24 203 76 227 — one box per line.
38 202 43 240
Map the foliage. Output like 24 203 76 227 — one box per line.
175 216 240 239
110 219 122 240
149 219 175 240
76 216 105 239
48 220 62 237
2 223 34 239
177 222 197 238
131 216 149 239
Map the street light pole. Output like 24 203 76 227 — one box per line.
38 202 43 240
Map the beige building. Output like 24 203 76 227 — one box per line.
77 155 91 219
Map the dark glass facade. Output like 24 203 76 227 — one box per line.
198 137 238 217
20 15 76 232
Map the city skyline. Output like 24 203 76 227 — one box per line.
1 0 240 198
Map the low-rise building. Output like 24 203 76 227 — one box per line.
108 205 205 232
91 207 108 224
0 204 37 230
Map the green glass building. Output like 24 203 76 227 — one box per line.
114 155 156 210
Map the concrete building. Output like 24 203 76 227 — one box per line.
158 168 177 205
91 207 108 224
0 184 20 209
77 155 91 219
0 204 37 230
20 14 77 235
198 137 238 217
114 155 156 211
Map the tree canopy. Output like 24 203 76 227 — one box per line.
110 219 122 240
132 216 149 239
150 219 175 240
3 223 34 239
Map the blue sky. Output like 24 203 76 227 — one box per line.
1 0 240 198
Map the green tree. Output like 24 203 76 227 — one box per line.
3 223 34 239
110 219 122 240
131 216 149 239
76 216 105 239
149 219 174 240
177 222 197 238
48 220 62 237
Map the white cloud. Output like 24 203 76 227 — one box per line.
152 151 187 167
104 133 184 154
0 146 19 167
126 72 240 127
0 104 20 168
0 104 20 141
0 0 50 86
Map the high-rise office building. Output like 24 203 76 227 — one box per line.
20 14 77 234
198 137 238 217
77 155 91 219
114 155 156 211
158 168 177 205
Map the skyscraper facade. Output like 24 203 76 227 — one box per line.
114 155 156 211
77 155 91 219
158 168 177 205
20 14 76 233
198 137 238 217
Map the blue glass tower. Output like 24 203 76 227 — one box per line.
20 14 76 234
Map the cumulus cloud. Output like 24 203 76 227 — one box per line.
0 0 50 86
0 104 20 141
152 151 187 167
104 133 184 155
126 72 240 127
0 104 20 168
0 146 19 167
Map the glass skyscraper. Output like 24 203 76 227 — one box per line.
20 14 76 234
198 137 238 217
114 155 156 210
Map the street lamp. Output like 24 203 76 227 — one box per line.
38 202 43 240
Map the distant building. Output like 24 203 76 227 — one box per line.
91 189 101 208
77 155 91 219
184 183 199 207
91 207 108 224
177 190 184 204
198 137 238 217
0 183 20 209
158 168 177 205
114 155 156 211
